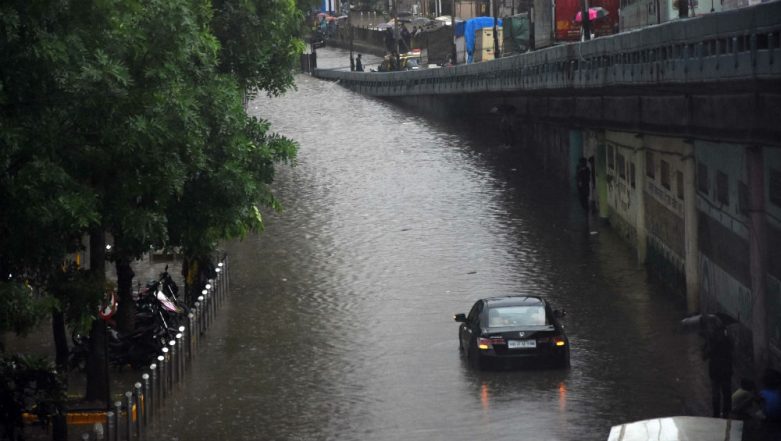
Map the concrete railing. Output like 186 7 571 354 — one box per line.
314 2 781 97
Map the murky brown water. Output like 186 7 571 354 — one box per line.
148 47 711 441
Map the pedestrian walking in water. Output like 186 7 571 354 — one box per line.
703 324 733 417
355 54 363 72
576 158 591 211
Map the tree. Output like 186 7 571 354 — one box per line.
211 0 305 100
1 0 302 408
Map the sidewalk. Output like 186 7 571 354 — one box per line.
3 253 185 440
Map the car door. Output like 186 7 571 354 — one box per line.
461 301 483 349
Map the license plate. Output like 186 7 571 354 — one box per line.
508 339 536 349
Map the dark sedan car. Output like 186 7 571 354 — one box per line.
454 295 570 369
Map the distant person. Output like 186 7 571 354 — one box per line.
401 25 411 52
759 369 781 422
384 27 394 52
355 54 363 72
702 325 733 418
732 378 762 420
588 156 596 211
576 158 591 211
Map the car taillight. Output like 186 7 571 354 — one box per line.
478 337 505 350
553 337 566 347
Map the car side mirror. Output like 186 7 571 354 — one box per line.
454 313 467 323
554 309 567 319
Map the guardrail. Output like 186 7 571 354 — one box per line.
314 2 781 96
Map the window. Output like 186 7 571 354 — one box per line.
630 163 637 188
468 302 482 325
676 171 684 200
617 153 626 179
646 151 655 179
770 169 781 208
716 171 729 205
487 306 547 328
739 181 749 214
661 160 671 190
607 145 615 170
698 162 709 195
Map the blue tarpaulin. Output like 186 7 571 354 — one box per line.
456 16 503 62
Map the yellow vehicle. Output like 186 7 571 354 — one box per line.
378 49 423 72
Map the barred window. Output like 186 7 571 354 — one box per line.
698 162 709 195
717 171 729 205
770 169 781 208
676 171 684 200
646 151 655 179
661 160 671 190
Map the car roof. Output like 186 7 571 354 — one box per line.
482 295 546 307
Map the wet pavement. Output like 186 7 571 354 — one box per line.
141 47 713 441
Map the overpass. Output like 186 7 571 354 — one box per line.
314 1 781 146
313 1 781 373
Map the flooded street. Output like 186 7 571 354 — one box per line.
149 48 711 441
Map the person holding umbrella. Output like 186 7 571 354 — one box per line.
681 313 737 418
701 316 735 418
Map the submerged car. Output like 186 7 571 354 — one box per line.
454 295 570 369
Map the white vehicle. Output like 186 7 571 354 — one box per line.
607 416 742 441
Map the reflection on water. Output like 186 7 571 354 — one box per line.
148 47 710 441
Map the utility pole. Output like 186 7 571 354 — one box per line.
452 0 458 64
349 11 355 71
579 0 591 41
678 0 689 18
493 0 500 59
393 0 400 69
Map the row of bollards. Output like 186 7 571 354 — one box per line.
82 255 230 440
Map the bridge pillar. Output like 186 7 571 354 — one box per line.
569 130 584 191
595 134 609 219
636 137 648 264
683 141 699 314
747 145 768 372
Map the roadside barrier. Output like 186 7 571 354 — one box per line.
72 255 230 441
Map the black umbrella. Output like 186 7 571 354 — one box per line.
680 313 739 335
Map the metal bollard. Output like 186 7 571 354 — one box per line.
215 268 223 306
187 313 195 357
158 354 167 401
93 420 105 440
168 340 177 385
184 319 193 362
133 382 143 437
106 411 115 441
124 391 133 441
176 332 184 380
113 401 122 441
201 290 209 329
195 299 203 335
141 373 150 426
162 347 171 392
149 364 157 414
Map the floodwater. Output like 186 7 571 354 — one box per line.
148 48 711 441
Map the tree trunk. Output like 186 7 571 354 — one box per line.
114 258 135 334
85 228 109 405
52 310 69 372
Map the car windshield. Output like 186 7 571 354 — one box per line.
487 305 547 327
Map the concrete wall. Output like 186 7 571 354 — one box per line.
604 131 643 249
695 141 781 368
765 147 781 365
